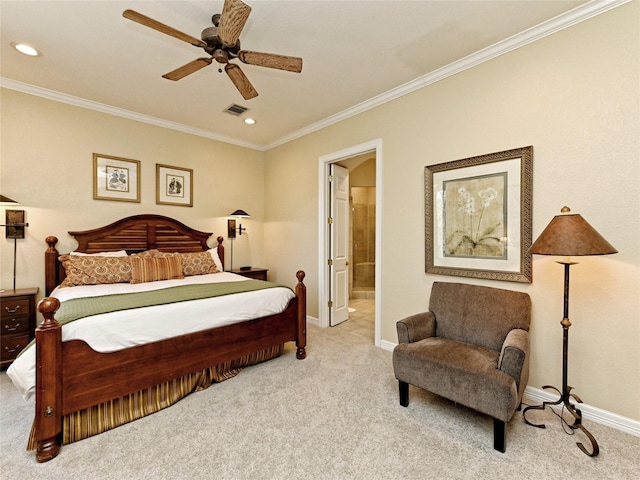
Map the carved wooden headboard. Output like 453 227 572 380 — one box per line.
45 214 223 295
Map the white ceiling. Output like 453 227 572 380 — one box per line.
2 0 617 150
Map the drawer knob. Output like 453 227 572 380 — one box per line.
4 322 21 332
4 305 21 314
4 344 21 354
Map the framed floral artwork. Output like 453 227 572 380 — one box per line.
425 146 533 283
93 153 140 203
156 164 193 207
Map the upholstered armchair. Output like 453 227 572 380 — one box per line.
392 282 531 452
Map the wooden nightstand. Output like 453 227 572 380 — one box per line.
1 287 39 368
230 268 268 281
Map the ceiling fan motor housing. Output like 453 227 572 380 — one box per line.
201 25 241 61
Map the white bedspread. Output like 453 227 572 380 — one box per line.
6 272 295 400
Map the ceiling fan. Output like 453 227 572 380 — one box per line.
123 0 302 100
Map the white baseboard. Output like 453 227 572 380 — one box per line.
378 339 639 437
324 326 640 437
524 386 640 437
380 339 395 352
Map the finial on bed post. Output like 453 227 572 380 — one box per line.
295 270 307 360
45 236 58 250
38 297 61 328
35 297 62 462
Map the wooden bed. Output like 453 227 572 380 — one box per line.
33 214 306 462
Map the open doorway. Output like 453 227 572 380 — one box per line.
318 139 382 346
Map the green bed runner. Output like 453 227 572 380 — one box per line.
54 279 290 326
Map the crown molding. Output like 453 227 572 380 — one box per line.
1 0 629 152
264 0 630 150
0 78 264 151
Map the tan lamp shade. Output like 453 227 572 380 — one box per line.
0 195 19 205
229 209 250 218
529 207 617 256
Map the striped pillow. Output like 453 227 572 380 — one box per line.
130 255 184 284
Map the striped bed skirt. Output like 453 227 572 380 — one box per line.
27 344 284 449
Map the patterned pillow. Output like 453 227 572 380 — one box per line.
59 255 132 287
180 251 220 276
130 255 184 284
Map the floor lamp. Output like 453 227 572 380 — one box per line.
0 195 29 292
522 206 617 457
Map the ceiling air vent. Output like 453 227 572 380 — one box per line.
224 104 249 116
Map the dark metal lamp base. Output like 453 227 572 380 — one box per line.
523 384 599 457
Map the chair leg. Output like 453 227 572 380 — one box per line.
493 418 506 453
399 381 409 407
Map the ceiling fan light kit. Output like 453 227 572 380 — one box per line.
123 0 302 100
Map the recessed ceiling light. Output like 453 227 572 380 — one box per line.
12 43 40 56
244 118 256 125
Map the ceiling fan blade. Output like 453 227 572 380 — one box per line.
123 9 206 48
238 50 303 73
217 0 252 48
225 63 258 100
162 58 212 81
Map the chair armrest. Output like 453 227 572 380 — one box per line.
396 312 436 344
498 329 530 390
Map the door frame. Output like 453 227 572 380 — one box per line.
318 139 383 346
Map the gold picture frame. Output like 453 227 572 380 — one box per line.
425 146 533 283
93 153 141 203
156 164 193 207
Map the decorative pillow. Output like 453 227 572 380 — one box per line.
208 248 224 272
59 255 132 287
130 255 184 284
71 250 128 257
180 251 220 276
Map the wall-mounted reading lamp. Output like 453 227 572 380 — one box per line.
0 195 29 291
227 209 250 239
227 209 250 271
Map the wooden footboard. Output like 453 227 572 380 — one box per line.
34 271 306 462
33 215 307 462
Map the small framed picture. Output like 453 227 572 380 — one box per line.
93 153 141 203
156 164 193 207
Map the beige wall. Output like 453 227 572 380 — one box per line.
0 89 265 288
264 2 639 420
1 2 637 422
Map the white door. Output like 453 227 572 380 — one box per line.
329 164 349 326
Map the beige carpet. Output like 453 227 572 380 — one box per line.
1 323 638 479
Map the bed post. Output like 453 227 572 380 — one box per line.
295 270 307 359
216 236 224 271
35 297 63 463
44 236 59 296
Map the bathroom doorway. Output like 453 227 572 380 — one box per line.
335 156 376 341
318 139 382 346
